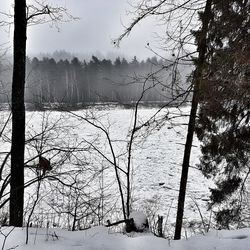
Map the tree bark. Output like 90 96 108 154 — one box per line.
9 0 27 227
174 0 212 240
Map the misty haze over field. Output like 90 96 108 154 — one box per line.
0 52 192 106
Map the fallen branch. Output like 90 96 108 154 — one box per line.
105 219 127 227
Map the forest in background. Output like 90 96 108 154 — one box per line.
0 54 191 107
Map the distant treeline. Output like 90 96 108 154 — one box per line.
0 55 190 106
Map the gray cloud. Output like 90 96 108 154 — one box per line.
0 0 164 60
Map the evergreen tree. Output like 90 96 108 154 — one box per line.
196 0 250 229
114 57 122 68
121 57 128 68
70 57 83 103
130 56 139 69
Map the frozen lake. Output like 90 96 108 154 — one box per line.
0 106 211 236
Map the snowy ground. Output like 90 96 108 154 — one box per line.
0 106 212 236
1 226 250 250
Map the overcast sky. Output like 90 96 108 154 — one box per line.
0 0 164 60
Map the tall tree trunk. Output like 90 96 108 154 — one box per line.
174 0 212 240
9 0 27 227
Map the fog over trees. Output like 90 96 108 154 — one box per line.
0 54 191 107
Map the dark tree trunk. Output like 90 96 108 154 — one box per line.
174 0 212 240
9 0 27 227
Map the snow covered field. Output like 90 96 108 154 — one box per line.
0 106 212 237
1 226 250 250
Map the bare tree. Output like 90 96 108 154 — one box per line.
10 0 27 227
114 0 213 239
8 0 76 226
174 0 212 239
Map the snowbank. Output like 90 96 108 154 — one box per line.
1 226 250 250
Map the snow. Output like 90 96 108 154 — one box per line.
1 226 250 250
0 107 212 235
129 211 148 231
0 106 249 248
